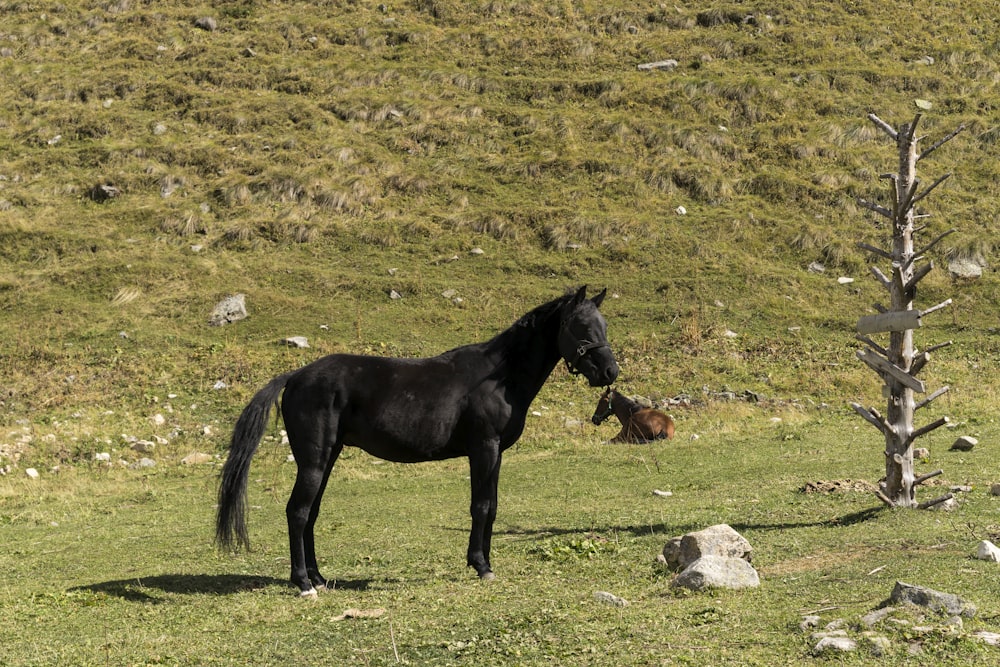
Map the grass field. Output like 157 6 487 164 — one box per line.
4 406 1000 665
2 0 1000 664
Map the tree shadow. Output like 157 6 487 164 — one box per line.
496 506 886 542
72 574 372 603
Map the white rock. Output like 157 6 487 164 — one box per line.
837 276 854 284
25 468 39 479
675 205 687 215
470 247 484 255
812 636 857 654
95 452 112 462
181 452 213 465
972 631 1000 646
213 381 228 390
652 489 673 497
593 591 629 607
282 336 310 349
975 540 1000 562
152 413 166 426
671 555 760 590
949 435 977 451
208 294 248 326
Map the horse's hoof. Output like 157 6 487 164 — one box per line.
479 571 496 582
299 587 319 599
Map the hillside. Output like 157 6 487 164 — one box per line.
1 0 999 459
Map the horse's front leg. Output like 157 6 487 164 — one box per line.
467 444 501 580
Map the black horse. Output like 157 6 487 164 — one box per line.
216 286 619 596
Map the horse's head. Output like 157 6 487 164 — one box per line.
558 286 620 387
591 387 615 425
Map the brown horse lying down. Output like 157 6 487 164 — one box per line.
591 387 675 443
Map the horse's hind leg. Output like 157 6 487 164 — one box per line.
286 429 342 596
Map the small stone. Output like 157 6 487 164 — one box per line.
652 489 673 497
389 290 402 300
208 294 248 326
837 276 854 284
913 447 930 459
593 591 629 607
860 606 896 628
194 16 218 31
441 289 457 299
95 452 112 462
282 336 310 348
152 414 166 426
131 440 156 454
213 381 228 390
975 540 1000 562
25 468 39 479
638 59 679 71
470 247 484 255
948 257 983 279
949 435 977 451
812 636 857 655
181 452 213 465
990 483 1000 496
799 615 821 631
132 458 156 469
808 261 826 274
972 631 1000 646
675 205 686 215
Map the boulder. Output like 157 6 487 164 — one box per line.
949 435 977 451
209 294 248 326
889 581 976 618
678 524 752 569
671 555 759 591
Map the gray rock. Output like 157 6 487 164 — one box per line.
889 581 977 618
972 631 1000 646
209 294 248 326
593 591 628 607
194 16 218 31
860 606 896 628
671 555 760 591
678 524 752 568
661 536 683 570
812 636 857 654
948 257 983 279
638 59 679 71
949 435 977 451
282 336 310 349
799 615 821 631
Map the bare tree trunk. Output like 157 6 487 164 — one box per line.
851 113 963 508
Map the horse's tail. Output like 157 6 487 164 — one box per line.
216 372 294 552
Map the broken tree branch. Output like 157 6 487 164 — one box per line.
907 416 950 445
851 402 889 435
917 493 954 510
914 469 944 486
919 124 966 161
858 242 894 260
868 113 898 140
858 198 894 220
856 334 889 357
915 385 949 411
914 229 956 257
870 266 892 290
910 173 952 209
921 298 953 318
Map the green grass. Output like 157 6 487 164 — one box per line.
2 0 1000 663
3 410 1000 665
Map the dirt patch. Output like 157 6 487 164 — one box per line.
800 479 877 494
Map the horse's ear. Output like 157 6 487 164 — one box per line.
571 285 588 306
591 287 607 308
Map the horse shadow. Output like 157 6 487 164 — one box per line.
72 574 372 603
